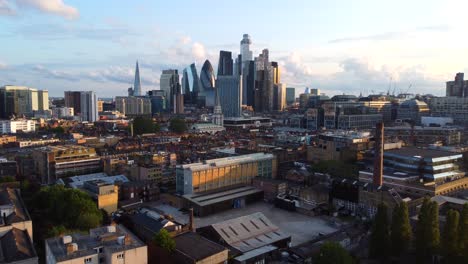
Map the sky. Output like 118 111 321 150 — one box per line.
1 0 468 97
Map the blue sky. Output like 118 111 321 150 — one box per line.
1 0 467 97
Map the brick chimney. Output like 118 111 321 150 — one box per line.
189 208 195 232
373 122 384 186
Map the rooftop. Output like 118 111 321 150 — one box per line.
183 186 263 207
0 228 37 263
0 188 31 225
385 147 462 160
57 172 129 189
45 225 145 262
210 212 290 253
174 232 227 261
178 153 274 172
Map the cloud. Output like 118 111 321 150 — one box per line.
15 0 79 19
0 0 15 16
192 42 206 61
0 61 7 69
31 64 80 81
329 25 451 43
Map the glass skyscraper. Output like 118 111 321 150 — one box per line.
217 51 233 76
133 61 141 96
199 60 216 107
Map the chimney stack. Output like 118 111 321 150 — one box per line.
373 122 384 186
189 208 195 232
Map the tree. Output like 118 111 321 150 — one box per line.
132 116 159 135
442 209 459 260
458 204 468 259
391 202 412 256
169 118 187 133
370 203 390 259
32 185 102 230
314 242 354 264
415 198 440 262
153 229 176 252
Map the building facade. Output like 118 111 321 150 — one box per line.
160 69 180 111
0 85 48 118
0 119 36 134
446 72 468 97
216 75 242 117
286 87 295 105
115 96 151 117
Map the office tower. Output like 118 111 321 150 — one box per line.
212 88 224 126
310 88 320 96
147 90 166 114
133 61 142 96
80 91 98 122
271 61 280 84
64 91 82 115
446 72 468 97
199 60 216 107
254 49 275 112
240 34 253 62
216 75 242 117
304 87 310 94
182 63 201 105
286 87 295 105
174 94 184 114
160 69 180 111
234 54 242 77
273 83 286 111
217 51 233 76
0 85 46 118
115 96 151 117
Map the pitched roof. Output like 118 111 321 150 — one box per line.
174 232 226 261
0 228 37 262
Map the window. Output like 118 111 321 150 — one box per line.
117 253 125 259
84 257 92 263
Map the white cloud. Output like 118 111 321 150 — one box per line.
15 0 79 19
0 61 6 69
192 42 206 61
0 0 15 15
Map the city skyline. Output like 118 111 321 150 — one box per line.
1 0 468 97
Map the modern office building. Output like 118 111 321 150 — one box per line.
0 187 38 263
147 90 166 114
254 49 276 112
216 75 242 117
160 69 180 111
336 114 383 130
64 91 98 122
51 106 74 119
273 83 286 111
97 100 104 112
0 85 48 118
223 117 272 128
385 126 462 146
83 180 119 214
217 50 233 76
115 96 151 117
310 88 320 96
429 96 468 126
240 34 253 62
396 99 429 124
45 225 147 264
133 61 142 96
446 72 468 97
286 87 295 105
32 145 101 184
199 60 216 107
182 63 201 105
243 60 255 107
0 119 36 133
176 153 276 195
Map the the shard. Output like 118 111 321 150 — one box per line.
133 61 141 96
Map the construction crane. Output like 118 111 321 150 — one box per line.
405 84 412 94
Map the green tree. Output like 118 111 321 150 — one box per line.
370 203 390 259
169 118 187 133
314 242 354 264
391 202 412 256
415 198 440 262
132 116 159 135
0 176 16 183
458 204 468 259
153 229 176 252
442 209 459 260
32 185 102 230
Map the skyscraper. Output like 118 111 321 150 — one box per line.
182 63 201 105
240 34 253 62
216 75 242 117
446 72 468 97
273 83 286 111
133 61 142 96
217 51 233 76
160 69 180 111
286 87 295 105
254 49 274 112
199 60 216 107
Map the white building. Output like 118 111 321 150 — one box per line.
80 91 98 122
0 119 36 133
190 123 225 134
51 107 74 118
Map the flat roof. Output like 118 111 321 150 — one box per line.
183 186 263 207
178 153 273 172
385 147 462 159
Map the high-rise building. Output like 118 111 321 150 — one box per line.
0 86 48 118
160 69 180 111
133 61 142 96
446 73 468 97
80 91 98 122
147 90 166 114
286 87 295 105
254 49 275 112
199 60 216 107
64 91 82 115
182 63 201 105
240 34 253 62
273 83 286 111
216 75 242 117
217 51 233 76
115 96 151 117
310 88 320 96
